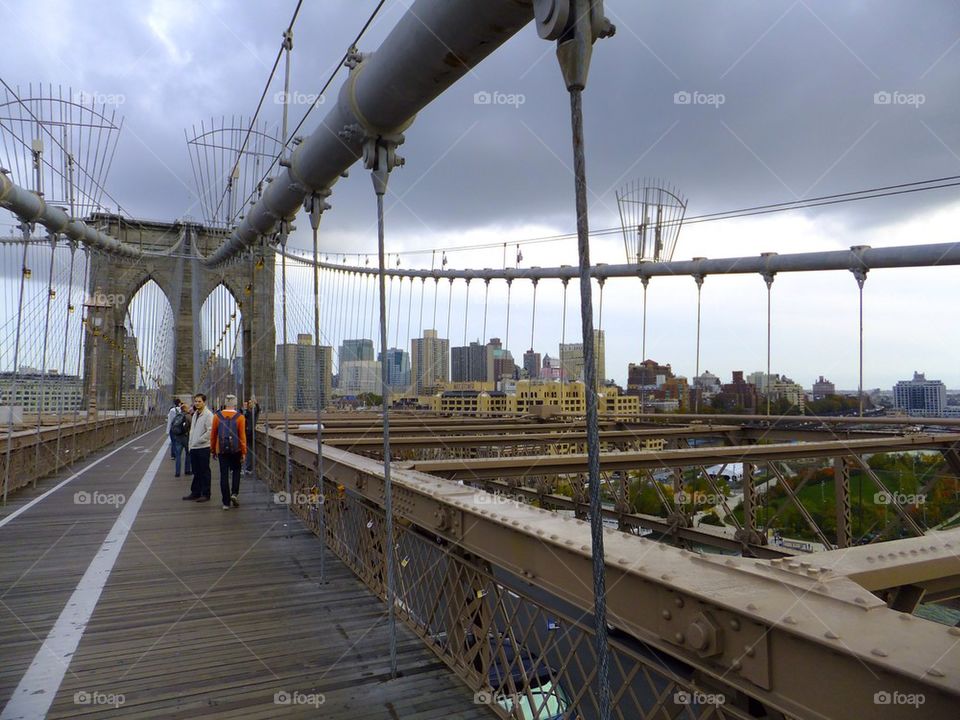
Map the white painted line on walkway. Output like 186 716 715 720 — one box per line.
0 442 167 720
0 425 162 530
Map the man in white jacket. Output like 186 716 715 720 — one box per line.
183 393 214 502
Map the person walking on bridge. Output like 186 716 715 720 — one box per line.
183 393 213 502
166 401 179 459
212 394 246 510
170 400 192 478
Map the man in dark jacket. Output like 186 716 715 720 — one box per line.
170 400 192 478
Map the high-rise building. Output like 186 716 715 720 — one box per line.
559 330 605 391
339 338 374 365
276 333 333 411
379 348 410 391
522 349 541 379
341 360 383 395
894 372 946 416
411 329 449 395
451 341 487 382
812 376 836 400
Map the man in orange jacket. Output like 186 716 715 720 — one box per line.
211 394 247 510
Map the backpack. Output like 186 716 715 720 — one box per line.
216 411 240 454
172 412 189 436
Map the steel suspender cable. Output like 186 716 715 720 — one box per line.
504 279 512 354
694 274 703 413
54 241 77 474
3 230 30 505
463 279 471 346
405 275 414 361
640 277 648 414
432 277 439 332
547 6 616 713
567 82 611 720
481 279 490 345
853 267 867 417
764 271 775 416
34 237 57 485
560 279 568 400
530 279 538 351
417 277 425 338
309 194 327 583
370 143 397 679
71 247 89 464
445 278 453 343
394 276 403 353
597 279 604 334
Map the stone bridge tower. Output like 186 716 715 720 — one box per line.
83 214 275 409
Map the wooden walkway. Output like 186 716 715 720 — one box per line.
0 427 490 719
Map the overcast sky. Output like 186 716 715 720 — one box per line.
2 0 959 389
